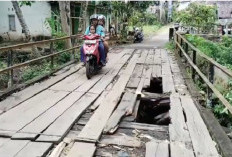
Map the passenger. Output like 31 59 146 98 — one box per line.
98 15 109 62
80 14 106 65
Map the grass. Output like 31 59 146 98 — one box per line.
142 24 162 37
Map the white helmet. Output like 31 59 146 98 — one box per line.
98 14 106 21
90 14 98 20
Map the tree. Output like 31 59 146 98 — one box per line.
11 1 31 41
11 1 40 57
58 1 72 49
173 3 217 33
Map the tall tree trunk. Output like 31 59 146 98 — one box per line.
11 1 31 41
58 1 72 49
11 1 40 58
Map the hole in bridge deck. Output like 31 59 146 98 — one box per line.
136 77 171 125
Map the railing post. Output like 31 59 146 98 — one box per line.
7 50 13 88
207 63 214 107
50 41 54 69
192 50 196 80
71 37 75 60
179 37 183 57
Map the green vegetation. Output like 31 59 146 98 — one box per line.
186 34 232 70
165 41 175 51
173 3 217 33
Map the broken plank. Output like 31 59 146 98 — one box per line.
100 134 141 147
180 96 219 157
12 92 85 140
67 142 96 157
36 93 98 143
119 122 168 132
170 142 194 157
146 140 169 157
169 93 191 143
104 92 136 133
77 52 139 142
0 140 30 157
0 90 69 134
152 65 162 78
14 142 53 157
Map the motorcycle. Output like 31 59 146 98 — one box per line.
83 34 103 79
134 27 144 43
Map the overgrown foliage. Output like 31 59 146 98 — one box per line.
173 3 217 33
186 34 232 70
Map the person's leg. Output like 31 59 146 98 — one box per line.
103 41 109 61
98 42 106 65
80 46 85 62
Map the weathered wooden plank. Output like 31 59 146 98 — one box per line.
49 68 87 92
77 52 139 142
131 64 144 78
137 49 148 64
67 142 96 157
0 90 69 134
145 140 169 157
0 138 10 148
36 93 98 143
169 93 191 143
119 122 168 132
126 77 141 88
152 65 162 78
153 49 161 65
89 89 111 111
143 65 153 88
170 142 194 157
14 142 53 157
145 49 154 65
12 91 85 140
100 134 141 147
0 140 30 157
180 96 219 157
104 92 135 133
0 63 83 112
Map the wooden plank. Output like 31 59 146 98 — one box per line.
0 64 83 112
100 134 141 147
161 50 175 93
49 68 87 92
0 138 10 148
131 64 144 78
143 65 153 88
67 142 96 157
170 142 194 157
12 91 85 140
126 77 141 88
14 142 53 157
119 122 168 132
137 49 148 64
145 140 169 157
0 90 69 134
104 92 135 133
77 52 139 142
145 49 154 65
153 49 161 65
152 65 162 78
36 93 98 143
0 140 30 157
180 96 219 157
169 93 191 143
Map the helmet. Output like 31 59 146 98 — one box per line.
98 14 106 21
90 14 98 20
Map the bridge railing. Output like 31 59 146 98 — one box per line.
0 34 82 97
173 31 232 114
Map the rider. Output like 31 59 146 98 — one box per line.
80 14 106 65
97 14 109 61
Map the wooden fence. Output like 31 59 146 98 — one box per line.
173 31 232 114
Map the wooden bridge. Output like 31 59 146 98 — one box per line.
1 27 232 156
0 46 222 157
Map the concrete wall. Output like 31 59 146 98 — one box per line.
0 1 51 41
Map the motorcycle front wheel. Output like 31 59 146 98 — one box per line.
86 61 92 79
